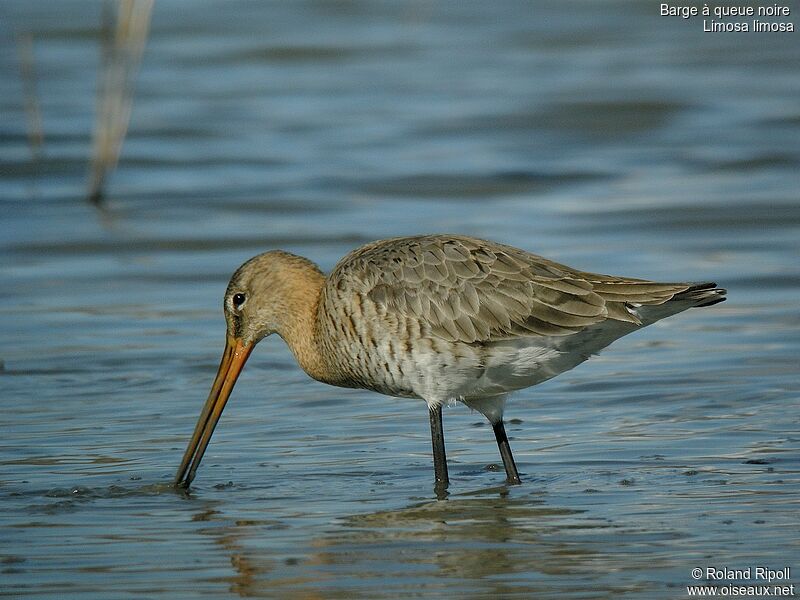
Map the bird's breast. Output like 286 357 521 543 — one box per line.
314 290 424 397
315 290 580 402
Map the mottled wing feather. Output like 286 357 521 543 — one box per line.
583 280 687 304
335 235 693 343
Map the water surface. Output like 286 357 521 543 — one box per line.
1 1 798 598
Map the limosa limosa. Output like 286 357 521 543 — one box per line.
175 235 726 490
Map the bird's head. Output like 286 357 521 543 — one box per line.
175 250 324 488
222 250 324 347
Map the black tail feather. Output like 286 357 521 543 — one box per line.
675 282 727 308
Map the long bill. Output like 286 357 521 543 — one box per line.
175 334 253 487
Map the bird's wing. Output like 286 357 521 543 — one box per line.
338 235 692 343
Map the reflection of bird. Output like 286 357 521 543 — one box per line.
175 235 726 490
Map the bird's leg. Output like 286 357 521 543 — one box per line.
429 404 449 489
492 420 521 484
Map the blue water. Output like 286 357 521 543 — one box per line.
1 1 799 598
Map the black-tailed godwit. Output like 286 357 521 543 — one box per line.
175 235 725 490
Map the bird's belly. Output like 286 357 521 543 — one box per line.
320 298 638 403
428 341 569 400
358 321 639 402
358 337 572 403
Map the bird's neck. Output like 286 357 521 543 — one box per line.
276 272 330 383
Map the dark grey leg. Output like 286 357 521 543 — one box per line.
429 404 449 488
492 420 521 484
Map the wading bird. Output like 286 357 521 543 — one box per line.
175 235 725 490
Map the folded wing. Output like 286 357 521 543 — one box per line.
338 235 701 344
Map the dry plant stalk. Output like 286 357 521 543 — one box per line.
87 0 154 204
16 33 44 160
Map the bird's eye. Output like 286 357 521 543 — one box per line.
232 293 246 309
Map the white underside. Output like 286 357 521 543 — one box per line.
398 299 696 423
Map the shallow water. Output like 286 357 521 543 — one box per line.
1 1 799 598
